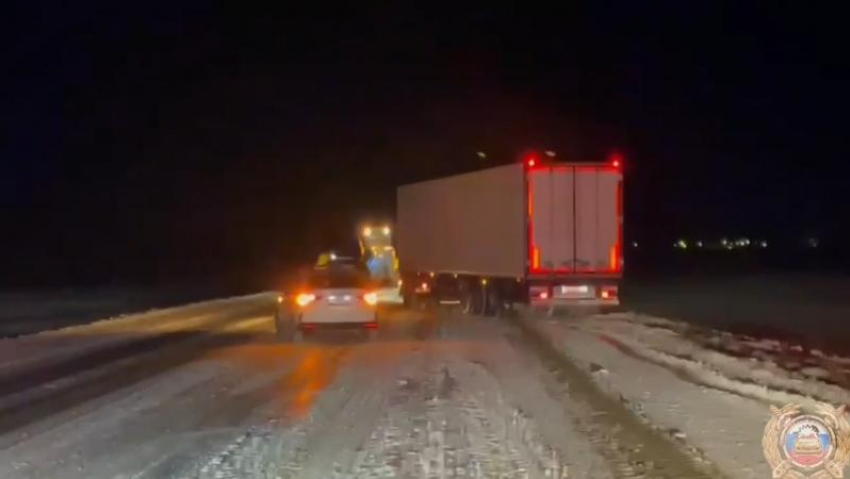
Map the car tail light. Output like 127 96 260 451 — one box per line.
295 293 316 307
600 285 619 300
365 322 378 329
362 291 378 306
538 291 549 300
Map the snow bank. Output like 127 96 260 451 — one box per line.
518 310 850 479
578 312 850 408
0 293 275 379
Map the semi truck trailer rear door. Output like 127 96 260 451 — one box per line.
528 165 621 274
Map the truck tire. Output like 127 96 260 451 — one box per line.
461 286 484 315
482 286 500 317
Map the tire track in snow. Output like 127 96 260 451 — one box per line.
187 315 612 478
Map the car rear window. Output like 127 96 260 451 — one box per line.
307 267 372 289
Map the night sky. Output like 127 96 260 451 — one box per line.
2 3 847 288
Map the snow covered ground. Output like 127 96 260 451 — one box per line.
185 317 618 479
3 288 847 478
623 273 850 356
0 293 273 381
519 309 850 479
0 294 720 479
0 286 233 337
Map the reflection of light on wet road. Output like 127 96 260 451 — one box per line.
203 339 350 419
284 347 347 419
198 310 443 422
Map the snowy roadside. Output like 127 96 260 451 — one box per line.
516 310 850 479
0 293 275 381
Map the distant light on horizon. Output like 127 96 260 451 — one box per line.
735 238 750 247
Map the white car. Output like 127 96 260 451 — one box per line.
276 264 379 341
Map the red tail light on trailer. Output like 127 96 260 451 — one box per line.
600 285 619 300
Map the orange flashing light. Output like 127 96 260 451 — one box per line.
532 247 541 269
363 292 378 306
295 293 316 307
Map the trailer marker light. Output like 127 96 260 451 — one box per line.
610 152 624 169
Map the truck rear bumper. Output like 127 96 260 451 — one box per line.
530 298 620 307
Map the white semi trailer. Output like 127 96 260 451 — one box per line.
396 156 623 315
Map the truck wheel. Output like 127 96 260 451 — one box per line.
482 287 500 317
462 287 484 315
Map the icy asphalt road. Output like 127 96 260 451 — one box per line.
0 298 720 479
